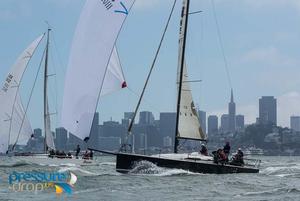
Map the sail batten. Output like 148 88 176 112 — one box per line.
0 34 44 153
61 0 134 140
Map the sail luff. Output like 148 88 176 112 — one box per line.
0 34 44 153
174 0 190 153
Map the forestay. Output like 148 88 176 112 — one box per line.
61 0 134 140
0 35 44 153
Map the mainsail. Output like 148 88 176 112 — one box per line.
177 63 206 140
44 29 55 151
61 0 134 140
176 0 206 141
0 34 44 153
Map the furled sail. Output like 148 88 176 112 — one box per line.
0 34 44 153
61 0 135 140
176 0 206 140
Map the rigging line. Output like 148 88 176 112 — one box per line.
51 32 65 127
13 46 47 149
211 0 233 89
126 87 161 113
52 32 66 76
127 0 178 134
49 38 59 123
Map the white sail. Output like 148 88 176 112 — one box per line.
177 63 206 140
45 95 55 150
9 93 32 146
44 30 55 151
101 46 127 96
177 0 206 140
0 34 44 153
61 0 134 140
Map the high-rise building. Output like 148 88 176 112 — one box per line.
33 128 42 138
221 114 229 133
236 115 245 130
55 127 68 151
228 89 236 132
198 110 206 133
290 116 300 132
208 115 218 136
159 112 176 139
139 111 155 125
123 112 135 126
98 137 122 151
124 112 134 120
25 128 44 152
259 96 277 125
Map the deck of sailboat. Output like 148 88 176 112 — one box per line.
116 152 259 174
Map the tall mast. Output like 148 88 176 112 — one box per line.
174 0 190 153
44 28 50 153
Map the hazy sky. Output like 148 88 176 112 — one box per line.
1 0 300 130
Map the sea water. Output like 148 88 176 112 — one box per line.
0 156 299 201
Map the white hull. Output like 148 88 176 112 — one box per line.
13 155 98 167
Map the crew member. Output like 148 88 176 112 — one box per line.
199 144 208 156
75 144 80 159
223 142 231 161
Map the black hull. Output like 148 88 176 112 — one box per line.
116 152 259 174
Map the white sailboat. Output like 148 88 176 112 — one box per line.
0 34 44 154
0 30 56 158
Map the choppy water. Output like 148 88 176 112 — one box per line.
0 156 299 201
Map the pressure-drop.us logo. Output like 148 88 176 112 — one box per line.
8 171 77 195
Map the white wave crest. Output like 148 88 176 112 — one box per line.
261 164 300 177
58 166 98 176
129 160 202 176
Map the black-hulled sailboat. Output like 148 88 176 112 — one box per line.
115 0 259 174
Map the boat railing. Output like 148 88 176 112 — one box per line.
244 158 261 168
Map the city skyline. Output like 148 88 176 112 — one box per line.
1 0 300 130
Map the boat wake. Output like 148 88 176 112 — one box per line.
261 164 300 178
58 166 98 176
236 187 300 197
129 160 202 176
0 161 31 168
